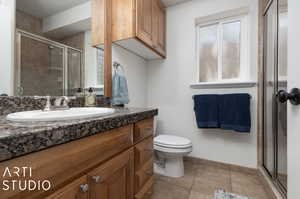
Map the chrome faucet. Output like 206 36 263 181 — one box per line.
34 95 52 111
54 96 76 110
34 96 76 111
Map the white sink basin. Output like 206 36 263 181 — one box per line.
6 107 115 122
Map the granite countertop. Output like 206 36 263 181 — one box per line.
0 107 158 162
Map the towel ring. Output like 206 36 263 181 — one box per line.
113 61 125 73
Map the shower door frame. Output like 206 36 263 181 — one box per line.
15 29 84 96
262 0 287 196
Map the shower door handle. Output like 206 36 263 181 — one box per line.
277 88 300 105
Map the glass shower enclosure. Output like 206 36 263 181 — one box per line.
263 0 287 195
14 29 84 96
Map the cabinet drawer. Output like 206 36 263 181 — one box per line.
135 158 154 193
135 176 154 199
134 136 153 171
134 118 154 143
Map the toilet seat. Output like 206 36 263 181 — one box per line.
153 134 193 178
154 144 192 154
154 135 192 149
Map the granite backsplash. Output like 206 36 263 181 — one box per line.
0 96 111 115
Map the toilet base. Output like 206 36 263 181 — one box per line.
154 157 184 178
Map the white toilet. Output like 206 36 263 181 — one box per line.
154 134 193 178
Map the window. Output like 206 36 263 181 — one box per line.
96 48 104 87
196 13 248 83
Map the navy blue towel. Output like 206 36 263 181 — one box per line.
219 94 251 132
193 95 220 128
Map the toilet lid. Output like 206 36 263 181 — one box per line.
154 135 192 148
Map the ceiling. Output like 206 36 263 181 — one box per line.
16 0 193 18
16 0 89 18
161 0 191 7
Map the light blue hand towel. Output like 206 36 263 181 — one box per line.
112 71 129 105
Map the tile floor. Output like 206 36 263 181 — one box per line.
151 160 274 199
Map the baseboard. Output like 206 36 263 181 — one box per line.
184 156 257 175
184 156 282 199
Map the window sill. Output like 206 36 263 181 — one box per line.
190 81 257 89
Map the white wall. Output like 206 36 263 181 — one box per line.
0 0 15 95
147 0 259 168
84 31 148 107
112 45 148 107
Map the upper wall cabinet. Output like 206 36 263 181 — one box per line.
152 0 166 56
92 0 166 60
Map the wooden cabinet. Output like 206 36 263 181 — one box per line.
91 0 105 47
152 0 166 56
134 118 154 143
136 0 153 47
46 176 89 199
47 149 134 199
88 149 134 199
133 121 154 198
134 136 154 171
0 118 154 199
92 0 166 59
134 176 154 199
135 158 154 193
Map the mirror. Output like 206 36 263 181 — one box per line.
0 0 106 97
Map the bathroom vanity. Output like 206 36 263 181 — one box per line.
0 106 157 199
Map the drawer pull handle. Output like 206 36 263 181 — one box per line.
145 170 153 176
80 184 89 192
92 176 101 183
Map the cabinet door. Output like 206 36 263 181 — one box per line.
157 2 166 56
134 136 154 171
134 118 154 144
136 0 153 47
88 149 134 199
92 0 105 46
152 0 166 56
134 176 154 199
46 176 88 199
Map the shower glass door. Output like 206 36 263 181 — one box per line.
263 0 288 193
277 0 288 190
16 30 84 96
18 35 64 96
67 48 83 96
263 0 277 178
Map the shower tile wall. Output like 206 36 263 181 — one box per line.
16 10 44 36
16 10 63 96
60 33 85 50
16 10 85 96
61 33 85 95
20 37 64 96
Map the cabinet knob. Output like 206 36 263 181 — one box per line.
92 176 101 183
80 184 89 192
